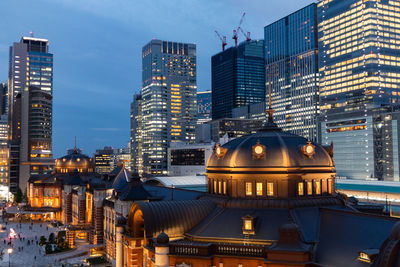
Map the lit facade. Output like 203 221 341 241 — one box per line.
141 40 197 175
130 93 143 175
318 0 400 117
320 106 400 181
210 118 264 142
197 90 212 124
0 115 9 186
94 146 113 174
8 36 54 193
212 40 265 120
265 3 319 140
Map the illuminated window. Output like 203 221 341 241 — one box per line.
244 220 252 230
267 182 274 196
327 179 332 194
245 182 252 196
256 182 263 196
214 180 217 193
298 182 304 196
307 181 313 195
223 181 227 195
315 181 321 195
218 181 222 194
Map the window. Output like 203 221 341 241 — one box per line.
244 219 252 230
256 182 263 196
245 182 252 196
267 182 274 196
218 181 222 194
327 178 332 194
214 180 217 193
315 181 321 195
307 181 313 195
298 182 304 196
223 181 227 195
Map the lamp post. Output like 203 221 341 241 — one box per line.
7 248 12 267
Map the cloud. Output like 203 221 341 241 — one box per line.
90 127 124 132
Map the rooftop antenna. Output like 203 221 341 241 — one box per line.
74 136 77 152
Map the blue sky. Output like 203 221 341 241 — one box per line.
0 0 313 157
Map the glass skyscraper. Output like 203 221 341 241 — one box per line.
197 90 212 124
140 40 197 175
318 0 400 117
265 3 319 140
8 37 53 193
212 40 265 120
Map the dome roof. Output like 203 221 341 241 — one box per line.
156 231 169 246
207 130 334 171
55 149 95 172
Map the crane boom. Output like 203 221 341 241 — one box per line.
233 12 246 48
215 30 227 51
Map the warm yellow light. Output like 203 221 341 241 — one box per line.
216 147 221 155
254 145 263 155
306 145 314 154
244 220 252 230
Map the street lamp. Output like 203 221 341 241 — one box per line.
7 248 12 267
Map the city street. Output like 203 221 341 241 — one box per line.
0 218 87 267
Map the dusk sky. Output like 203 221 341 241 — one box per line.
1 0 313 157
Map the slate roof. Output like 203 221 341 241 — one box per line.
137 199 216 238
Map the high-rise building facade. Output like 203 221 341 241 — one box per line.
130 93 143 175
265 3 319 140
318 0 400 119
94 146 113 174
140 40 197 175
197 90 212 124
8 37 54 193
212 40 265 120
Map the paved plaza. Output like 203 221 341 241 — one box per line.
0 218 88 267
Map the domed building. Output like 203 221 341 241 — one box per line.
55 148 95 173
119 118 400 267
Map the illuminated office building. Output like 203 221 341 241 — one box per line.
94 146 113 174
318 0 400 118
265 3 319 140
197 91 212 124
130 93 143 175
141 40 197 175
0 115 9 186
8 37 54 193
212 40 265 120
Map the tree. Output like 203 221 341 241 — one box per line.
39 236 46 246
57 231 66 244
14 188 23 203
48 233 55 244
45 243 52 254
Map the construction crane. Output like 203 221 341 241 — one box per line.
238 27 251 42
215 30 227 51
233 12 246 48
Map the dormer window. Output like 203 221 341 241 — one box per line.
307 181 313 195
242 215 255 235
267 182 274 196
245 182 252 196
298 182 304 196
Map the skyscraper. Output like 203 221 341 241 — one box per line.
8 36 53 193
130 93 143 174
318 0 400 180
265 3 319 140
140 40 197 175
212 40 265 120
197 90 212 124
318 0 400 119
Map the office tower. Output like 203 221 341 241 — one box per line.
141 40 197 175
265 3 319 140
0 82 7 115
197 91 212 124
130 93 143 174
233 101 267 122
318 0 400 120
0 115 9 187
210 118 264 143
110 146 131 172
94 146 113 174
212 40 265 120
8 37 54 193
320 106 400 181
